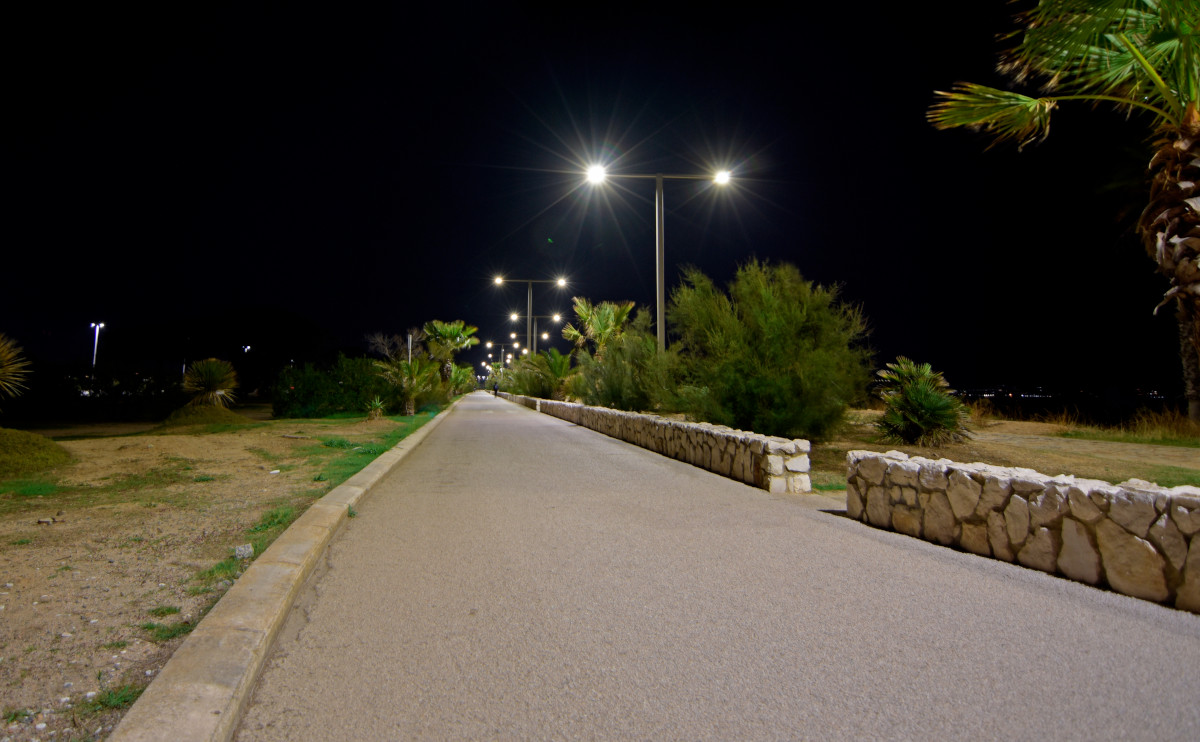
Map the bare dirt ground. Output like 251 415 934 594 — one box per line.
0 412 409 741
1 409 1196 741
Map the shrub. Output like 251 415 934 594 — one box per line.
273 355 391 418
669 260 871 440
182 359 238 408
874 357 970 446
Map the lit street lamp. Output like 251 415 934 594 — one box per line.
494 275 568 352
90 322 105 370
585 166 732 350
509 312 563 355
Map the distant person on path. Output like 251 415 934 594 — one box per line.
492 382 498 397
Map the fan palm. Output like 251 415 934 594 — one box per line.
423 319 480 381
562 297 635 360
874 357 971 446
928 0 1200 421
374 356 438 416
182 358 239 408
0 333 31 410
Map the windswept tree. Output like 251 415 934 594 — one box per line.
423 320 480 381
0 333 31 412
562 297 635 359
928 0 1200 420
182 359 238 408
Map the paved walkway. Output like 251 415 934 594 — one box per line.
234 392 1200 740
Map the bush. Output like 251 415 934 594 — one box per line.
669 260 871 440
874 357 970 446
273 355 391 418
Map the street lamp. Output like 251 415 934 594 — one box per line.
493 275 568 352
585 165 732 350
90 322 105 370
509 312 563 355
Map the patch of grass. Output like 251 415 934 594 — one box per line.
139 620 193 642
3 707 33 723
194 556 241 585
0 478 58 496
348 505 357 518
147 605 180 617
246 447 282 463
193 474 215 482
10 538 31 545
321 437 356 449
79 683 144 713
248 505 295 533
185 585 213 596
100 640 128 650
55 564 73 573
157 405 260 433
0 427 72 479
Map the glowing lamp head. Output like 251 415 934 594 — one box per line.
486 341 493 349
552 314 561 322
493 276 504 285
510 313 519 321
586 165 607 184
556 277 567 287
714 170 732 185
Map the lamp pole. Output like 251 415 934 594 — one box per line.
90 322 105 370
509 313 563 355
585 167 731 351
494 276 568 352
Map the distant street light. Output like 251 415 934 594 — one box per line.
90 322 105 370
493 275 568 352
585 166 732 350
510 312 564 355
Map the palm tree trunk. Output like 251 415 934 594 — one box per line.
1141 102 1200 422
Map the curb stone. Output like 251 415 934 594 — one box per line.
108 398 463 742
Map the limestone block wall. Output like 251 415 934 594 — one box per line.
499 393 811 493
846 450 1200 613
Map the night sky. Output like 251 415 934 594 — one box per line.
3 2 1184 404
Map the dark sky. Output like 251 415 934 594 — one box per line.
3 2 1184 400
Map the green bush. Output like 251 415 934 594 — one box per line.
572 312 680 412
273 355 390 418
669 260 870 440
874 357 970 446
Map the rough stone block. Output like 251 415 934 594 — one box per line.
785 454 809 473
976 475 1011 517
1097 519 1169 603
1011 475 1046 496
1005 495 1030 547
766 454 784 476
766 437 795 455
858 456 888 485
1058 518 1101 584
768 476 788 494
918 462 948 492
1109 489 1158 539
888 460 921 489
1171 502 1200 537
923 491 957 546
789 474 812 493
793 438 811 454
1067 486 1104 524
988 511 1015 562
959 523 990 557
846 480 864 520
866 486 891 528
1017 527 1061 573
900 486 918 508
1029 487 1068 529
947 469 982 520
892 505 922 538
1148 513 1189 572
1176 539 1200 613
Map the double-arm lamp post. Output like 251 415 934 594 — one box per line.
510 312 562 356
585 166 731 351
494 276 567 353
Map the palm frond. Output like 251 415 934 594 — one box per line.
0 333 32 403
929 83 1057 147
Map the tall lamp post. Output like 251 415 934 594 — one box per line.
494 276 568 352
585 166 731 351
509 312 562 355
90 322 105 371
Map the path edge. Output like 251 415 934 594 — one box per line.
109 396 464 742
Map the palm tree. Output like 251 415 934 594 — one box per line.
423 319 480 381
928 0 1200 421
374 356 438 416
0 333 31 412
562 297 635 360
182 358 239 408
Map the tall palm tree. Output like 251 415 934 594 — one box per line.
562 297 635 360
928 0 1200 420
423 319 480 381
0 333 31 412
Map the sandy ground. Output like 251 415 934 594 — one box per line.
0 415 403 741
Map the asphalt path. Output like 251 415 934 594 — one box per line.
235 392 1200 741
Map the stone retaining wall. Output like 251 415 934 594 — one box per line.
500 393 811 493
846 450 1200 613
